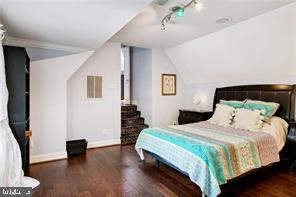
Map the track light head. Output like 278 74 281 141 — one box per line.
160 0 203 30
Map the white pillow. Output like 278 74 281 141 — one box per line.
232 108 264 131
209 104 235 127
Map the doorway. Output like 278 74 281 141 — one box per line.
121 45 131 105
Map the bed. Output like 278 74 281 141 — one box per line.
135 84 296 197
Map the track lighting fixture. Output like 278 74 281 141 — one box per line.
160 0 202 31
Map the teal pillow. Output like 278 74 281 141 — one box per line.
243 100 279 118
220 100 245 109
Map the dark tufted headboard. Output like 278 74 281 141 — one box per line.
213 85 296 122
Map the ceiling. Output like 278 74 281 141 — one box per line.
111 0 296 49
0 0 151 50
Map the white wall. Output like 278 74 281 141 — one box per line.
166 3 296 85
152 49 185 126
131 47 152 126
184 83 216 112
131 47 185 127
67 42 121 147
30 51 93 162
294 5 296 71
166 3 296 111
31 42 122 163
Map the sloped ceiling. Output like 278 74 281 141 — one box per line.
0 0 151 50
111 0 295 49
166 3 296 85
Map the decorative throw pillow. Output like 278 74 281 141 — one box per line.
243 100 280 119
220 100 245 109
232 108 264 131
209 104 235 127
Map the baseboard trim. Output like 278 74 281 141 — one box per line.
30 151 67 164
87 139 121 149
30 139 121 164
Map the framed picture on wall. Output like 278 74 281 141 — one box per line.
162 74 176 96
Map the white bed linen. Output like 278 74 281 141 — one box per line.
260 116 288 152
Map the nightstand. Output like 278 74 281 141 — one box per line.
287 122 296 174
178 110 213 125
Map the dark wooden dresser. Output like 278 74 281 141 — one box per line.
178 110 213 125
4 46 30 174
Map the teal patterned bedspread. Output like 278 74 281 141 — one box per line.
135 121 279 197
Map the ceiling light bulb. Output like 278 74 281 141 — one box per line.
176 7 185 17
161 23 166 31
195 3 202 10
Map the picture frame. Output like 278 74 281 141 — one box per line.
162 74 176 96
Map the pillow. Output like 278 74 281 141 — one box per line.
243 100 280 119
209 104 235 127
220 100 245 109
232 108 264 131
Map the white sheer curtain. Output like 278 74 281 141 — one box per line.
0 24 39 188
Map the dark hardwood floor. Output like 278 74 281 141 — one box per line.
29 145 296 197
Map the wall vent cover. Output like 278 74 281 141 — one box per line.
87 75 102 98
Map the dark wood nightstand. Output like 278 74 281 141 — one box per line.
287 122 296 174
178 110 213 125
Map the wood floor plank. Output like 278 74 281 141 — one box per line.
29 145 296 197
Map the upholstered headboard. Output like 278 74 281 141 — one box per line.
213 85 296 122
